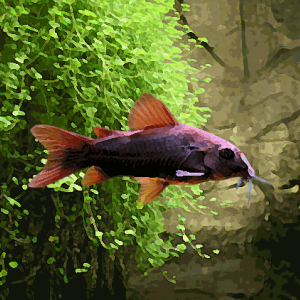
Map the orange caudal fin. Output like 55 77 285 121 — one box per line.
29 125 95 188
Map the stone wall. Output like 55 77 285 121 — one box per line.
127 0 300 299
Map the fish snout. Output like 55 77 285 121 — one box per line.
237 152 255 179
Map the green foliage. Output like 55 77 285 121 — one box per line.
0 0 211 289
171 214 220 261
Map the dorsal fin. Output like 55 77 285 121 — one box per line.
128 93 179 130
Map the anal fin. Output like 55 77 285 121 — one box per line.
82 166 110 186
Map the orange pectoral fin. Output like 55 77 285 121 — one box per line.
82 166 110 186
135 177 169 207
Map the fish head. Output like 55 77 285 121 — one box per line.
202 143 270 202
203 144 255 181
175 126 257 183
174 125 271 202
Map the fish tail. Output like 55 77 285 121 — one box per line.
29 125 96 188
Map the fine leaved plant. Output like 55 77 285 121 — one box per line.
0 0 211 291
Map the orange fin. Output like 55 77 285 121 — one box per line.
128 93 179 130
94 126 137 139
135 177 169 206
94 127 128 138
82 166 110 186
31 125 93 151
28 125 94 188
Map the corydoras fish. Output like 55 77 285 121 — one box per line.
28 93 270 206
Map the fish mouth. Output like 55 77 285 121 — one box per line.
236 151 271 203
236 175 271 203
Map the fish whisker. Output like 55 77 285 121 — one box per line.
236 178 243 190
253 176 271 185
248 179 253 203
237 176 270 203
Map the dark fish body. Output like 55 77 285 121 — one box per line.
93 128 190 180
91 125 250 183
29 93 270 206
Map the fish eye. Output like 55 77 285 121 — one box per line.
219 148 235 160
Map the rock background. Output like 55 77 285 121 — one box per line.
127 0 300 299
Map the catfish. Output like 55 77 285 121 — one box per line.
28 93 270 206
